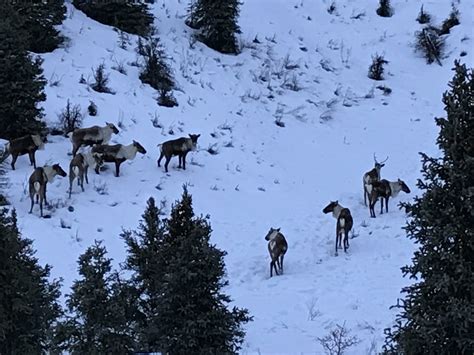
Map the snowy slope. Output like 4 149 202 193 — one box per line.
4 0 474 353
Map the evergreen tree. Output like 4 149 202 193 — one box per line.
14 0 66 53
0 208 62 354
125 189 252 353
73 0 153 37
384 61 474 354
122 197 167 351
188 0 241 54
0 4 47 140
138 37 177 107
60 240 137 354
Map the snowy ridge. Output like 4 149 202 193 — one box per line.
4 0 474 353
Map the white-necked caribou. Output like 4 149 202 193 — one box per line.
91 140 146 177
71 122 119 156
157 134 200 173
265 227 288 277
368 178 410 218
323 201 353 256
29 164 67 217
363 154 388 206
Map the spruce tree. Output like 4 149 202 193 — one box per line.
188 0 241 54
384 61 474 354
0 208 62 354
73 0 153 37
14 0 66 53
0 4 47 140
129 188 251 353
60 240 137 353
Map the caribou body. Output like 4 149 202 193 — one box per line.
265 227 288 277
91 140 146 177
157 134 200 173
368 179 411 218
323 201 353 255
71 122 119 156
363 154 388 206
69 151 103 197
29 164 67 217
7 134 45 170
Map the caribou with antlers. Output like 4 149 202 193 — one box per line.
363 154 388 206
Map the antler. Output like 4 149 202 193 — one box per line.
374 153 389 164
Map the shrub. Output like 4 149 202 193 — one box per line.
87 101 97 116
416 5 431 24
439 5 460 35
368 54 388 80
58 99 83 136
376 0 393 18
415 26 445 65
91 64 112 93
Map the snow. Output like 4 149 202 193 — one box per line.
3 0 473 353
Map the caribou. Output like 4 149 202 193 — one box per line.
368 178 411 218
6 134 45 170
29 164 67 217
157 134 200 173
71 122 119 156
91 140 146 177
69 151 104 198
323 201 353 255
265 227 288 277
363 154 388 206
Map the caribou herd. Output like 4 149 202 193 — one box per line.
3 124 411 276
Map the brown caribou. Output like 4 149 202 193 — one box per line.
368 179 411 218
157 134 200 173
92 140 146 177
6 134 45 170
265 227 288 277
363 154 388 206
29 164 67 217
71 122 119 156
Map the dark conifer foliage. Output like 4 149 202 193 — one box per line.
0 4 47 140
0 208 62 354
187 0 241 54
14 0 66 53
416 5 431 24
368 54 389 81
73 0 153 37
415 25 445 66
384 61 474 354
138 37 177 107
124 191 252 353
122 197 167 351
439 5 460 35
59 240 137 354
376 0 393 18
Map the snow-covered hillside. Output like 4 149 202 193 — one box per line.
3 0 473 353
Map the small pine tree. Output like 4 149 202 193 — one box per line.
135 188 251 353
188 0 241 54
91 64 112 94
415 26 445 66
0 4 47 140
368 54 389 81
0 208 62 353
376 0 393 17
14 0 66 53
383 61 474 354
416 5 431 24
88 101 98 116
60 240 137 353
439 5 460 35
138 37 177 107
